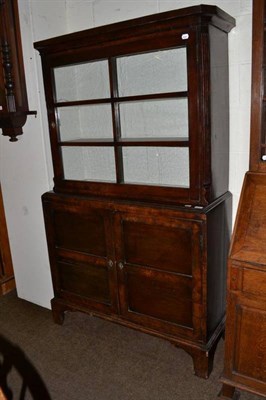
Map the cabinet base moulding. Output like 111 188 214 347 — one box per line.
219 378 266 399
0 276 15 296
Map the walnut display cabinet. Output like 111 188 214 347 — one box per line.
219 0 266 398
34 5 234 379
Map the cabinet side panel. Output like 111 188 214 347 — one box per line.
209 26 230 199
207 195 232 338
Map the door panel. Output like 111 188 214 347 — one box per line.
234 304 266 382
43 200 118 314
54 210 107 256
224 293 266 394
58 259 110 304
122 219 193 275
126 267 193 327
115 211 203 338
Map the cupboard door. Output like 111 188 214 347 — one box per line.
43 200 118 314
224 292 266 394
114 212 204 339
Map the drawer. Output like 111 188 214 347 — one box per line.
243 268 266 298
230 263 266 299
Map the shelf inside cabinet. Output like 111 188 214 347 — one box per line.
117 138 189 146
59 139 115 146
59 137 189 147
55 92 188 108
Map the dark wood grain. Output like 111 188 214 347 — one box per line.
34 5 235 54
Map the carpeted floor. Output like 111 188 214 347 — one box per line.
0 291 263 400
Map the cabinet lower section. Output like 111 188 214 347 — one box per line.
219 173 266 398
42 191 232 378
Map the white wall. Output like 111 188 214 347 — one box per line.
0 0 252 308
0 0 69 308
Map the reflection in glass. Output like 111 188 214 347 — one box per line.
57 105 113 141
120 99 188 138
54 60 110 102
117 47 187 96
62 147 116 182
122 147 189 187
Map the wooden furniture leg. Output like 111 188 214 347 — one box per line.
51 298 65 325
191 348 215 379
218 384 240 399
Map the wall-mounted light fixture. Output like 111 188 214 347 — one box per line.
0 0 36 142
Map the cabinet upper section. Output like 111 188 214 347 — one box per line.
34 5 235 206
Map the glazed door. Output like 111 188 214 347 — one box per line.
114 211 204 339
43 200 118 315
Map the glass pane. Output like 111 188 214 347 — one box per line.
57 105 113 141
62 147 116 182
117 47 187 96
120 99 188 138
122 147 189 187
54 60 110 102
